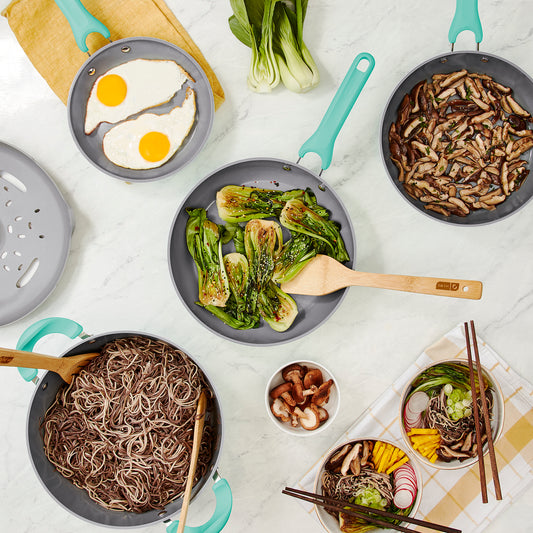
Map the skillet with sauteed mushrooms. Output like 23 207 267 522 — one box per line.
389 69 532 218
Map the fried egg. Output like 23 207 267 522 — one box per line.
101 87 196 170
84 58 193 134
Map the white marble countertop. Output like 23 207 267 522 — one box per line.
1 1 532 532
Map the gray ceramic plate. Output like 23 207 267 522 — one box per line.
168 158 356 346
68 37 214 182
0 142 72 325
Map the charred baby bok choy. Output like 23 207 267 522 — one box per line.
185 185 350 332
229 0 319 93
185 208 230 307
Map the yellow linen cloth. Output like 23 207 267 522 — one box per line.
2 0 224 109
296 323 533 532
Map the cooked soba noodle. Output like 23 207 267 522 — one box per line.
42 336 215 513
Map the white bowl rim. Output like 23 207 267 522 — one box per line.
399 358 505 470
312 436 423 533
265 359 340 437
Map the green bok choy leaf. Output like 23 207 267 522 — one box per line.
185 208 230 307
280 199 349 262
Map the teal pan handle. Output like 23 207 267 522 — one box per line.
165 477 232 533
448 0 483 45
298 52 375 171
54 0 111 53
15 317 85 382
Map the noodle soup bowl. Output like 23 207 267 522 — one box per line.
313 437 423 532
265 360 340 436
399 359 505 470
16 317 232 530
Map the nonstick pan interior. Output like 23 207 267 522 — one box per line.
68 37 214 182
26 332 222 528
380 51 533 225
168 157 356 346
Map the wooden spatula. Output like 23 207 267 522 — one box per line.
0 347 100 383
280 255 482 299
176 390 208 533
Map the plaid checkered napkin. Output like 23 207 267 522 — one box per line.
295 323 533 532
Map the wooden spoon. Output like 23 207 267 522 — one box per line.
280 255 482 299
177 390 208 533
0 347 100 383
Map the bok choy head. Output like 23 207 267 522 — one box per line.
185 208 230 307
216 185 305 223
280 199 350 262
272 232 317 284
244 218 283 296
258 281 298 332
229 0 319 93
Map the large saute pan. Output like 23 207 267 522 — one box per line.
380 0 533 225
168 53 375 346
14 317 232 531
54 0 214 182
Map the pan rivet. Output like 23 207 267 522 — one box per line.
282 165 291 171
158 511 167 517
88 68 96 76
481 57 489 63
121 46 131 53
440 58 448 64
42 382 48 390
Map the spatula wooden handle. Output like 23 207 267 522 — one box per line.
176 390 208 533
345 270 482 299
0 347 63 372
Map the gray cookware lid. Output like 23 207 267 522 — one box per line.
0 142 73 326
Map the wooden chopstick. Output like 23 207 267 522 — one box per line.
464 321 488 504
283 486 462 533
468 320 503 500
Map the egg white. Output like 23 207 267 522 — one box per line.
101 87 196 170
84 59 193 134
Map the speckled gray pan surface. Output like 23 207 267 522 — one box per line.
380 51 533 225
0 142 72 326
68 37 214 182
25 331 223 528
168 157 356 346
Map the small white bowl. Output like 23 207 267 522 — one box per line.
399 358 505 470
314 437 423 533
265 360 340 436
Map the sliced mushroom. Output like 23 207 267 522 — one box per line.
317 406 329 423
312 379 334 406
328 444 352 470
294 404 320 431
303 368 323 389
282 364 305 385
341 443 362 476
271 398 292 422
269 382 292 399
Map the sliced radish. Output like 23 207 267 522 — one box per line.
403 391 430 430
393 464 417 509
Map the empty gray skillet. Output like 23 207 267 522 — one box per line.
54 0 214 182
380 0 533 225
0 142 72 326
168 53 375 346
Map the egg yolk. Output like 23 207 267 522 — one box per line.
139 131 171 162
96 74 127 107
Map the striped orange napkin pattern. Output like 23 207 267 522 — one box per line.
295 323 533 532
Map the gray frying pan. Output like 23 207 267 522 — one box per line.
380 0 533 225
15 317 232 530
168 53 375 346
55 0 214 182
